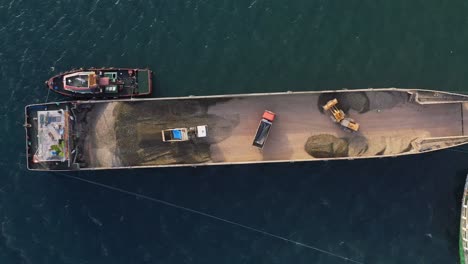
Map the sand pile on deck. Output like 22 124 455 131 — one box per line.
317 91 410 115
310 91 418 158
339 92 370 113
114 99 239 166
317 92 370 114
305 134 348 158
364 136 415 155
86 103 121 167
347 135 369 156
366 91 409 110
304 133 417 158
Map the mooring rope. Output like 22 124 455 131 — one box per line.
45 88 50 103
54 172 364 264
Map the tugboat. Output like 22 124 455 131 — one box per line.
45 68 152 99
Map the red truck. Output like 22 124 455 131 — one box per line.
252 110 276 148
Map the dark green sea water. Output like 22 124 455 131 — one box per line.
1 0 468 263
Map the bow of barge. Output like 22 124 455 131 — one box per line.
24 88 468 171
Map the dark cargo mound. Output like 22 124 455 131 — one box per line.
304 134 348 158
317 92 370 114
348 135 369 156
305 134 370 158
366 91 410 110
115 99 239 166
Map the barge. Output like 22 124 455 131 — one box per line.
45 68 152 99
24 88 468 171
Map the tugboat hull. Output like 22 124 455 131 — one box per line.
46 68 152 99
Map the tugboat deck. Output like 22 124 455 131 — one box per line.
46 68 152 99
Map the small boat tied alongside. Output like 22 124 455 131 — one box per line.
45 68 153 99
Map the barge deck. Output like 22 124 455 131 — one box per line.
25 88 468 171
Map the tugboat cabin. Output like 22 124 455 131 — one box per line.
64 72 101 93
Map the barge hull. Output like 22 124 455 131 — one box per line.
25 88 468 171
